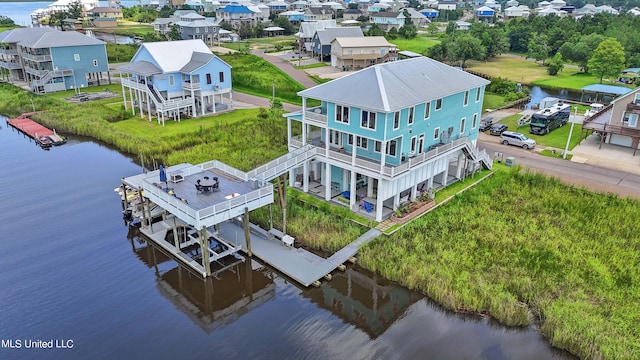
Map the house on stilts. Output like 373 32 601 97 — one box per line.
283 56 493 222
118 39 233 125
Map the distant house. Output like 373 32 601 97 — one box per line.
342 8 364 21
370 9 430 31
312 27 364 61
505 5 530 18
437 1 457 10
305 7 334 21
420 8 440 20
475 6 495 19
266 1 288 15
629 7 640 16
216 4 260 28
283 57 492 221
87 6 123 28
368 3 391 13
582 87 640 154
279 10 305 24
330 36 397 69
0 28 109 94
173 14 219 46
118 39 233 124
297 20 337 52
455 21 471 30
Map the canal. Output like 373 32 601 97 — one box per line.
0 115 575 359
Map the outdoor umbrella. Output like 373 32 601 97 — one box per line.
159 165 167 188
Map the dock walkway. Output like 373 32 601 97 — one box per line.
218 221 381 287
6 113 65 146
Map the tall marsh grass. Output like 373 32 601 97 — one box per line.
359 167 640 359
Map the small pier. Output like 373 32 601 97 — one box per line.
121 160 383 287
6 113 66 148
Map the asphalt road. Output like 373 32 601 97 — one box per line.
478 137 640 200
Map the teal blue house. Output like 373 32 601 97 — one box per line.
0 28 108 94
118 39 232 125
284 57 492 221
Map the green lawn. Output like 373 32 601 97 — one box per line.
389 35 440 54
466 55 606 90
497 113 584 149
483 92 509 111
294 63 328 70
220 53 309 105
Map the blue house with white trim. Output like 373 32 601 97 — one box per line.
284 57 492 221
118 39 232 125
420 8 440 20
0 27 108 94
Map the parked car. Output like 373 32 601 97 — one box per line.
478 118 493 132
489 123 508 135
500 131 536 150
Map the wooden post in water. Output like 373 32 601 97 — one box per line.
244 207 252 257
138 190 147 229
200 226 211 276
146 197 153 232
172 216 179 250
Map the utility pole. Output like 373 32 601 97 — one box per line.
563 106 578 159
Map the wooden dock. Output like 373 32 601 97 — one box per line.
6 113 66 148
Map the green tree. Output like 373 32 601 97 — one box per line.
366 24 385 36
49 11 69 31
399 24 417 39
527 32 550 65
0 16 15 26
588 37 626 84
547 52 564 75
449 34 486 68
387 27 398 40
482 28 510 58
168 24 181 41
348 2 358 9
427 23 439 35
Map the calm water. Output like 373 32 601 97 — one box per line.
0 116 575 359
1 2 53 27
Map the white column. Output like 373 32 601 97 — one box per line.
367 176 373 197
325 163 332 200
410 183 418 202
289 169 295 187
303 161 309 192
393 193 400 209
375 195 383 221
321 162 326 186
129 84 135 115
287 117 292 149
349 170 356 210
456 153 464 178
428 176 434 189
201 94 205 116
342 169 348 191
442 166 449 187
302 97 307 145
380 140 387 174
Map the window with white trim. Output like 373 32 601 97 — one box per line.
460 118 466 134
74 53 80 61
418 134 424 154
476 87 481 102
463 91 469 106
393 111 400 129
623 112 638 127
92 59 98 67
374 141 381 152
435 98 442 111
356 136 368 149
386 139 397 156
472 113 478 129
169 75 174 86
347 134 353 145
434 127 440 140
635 93 640 105
424 102 430 120
336 105 349 123
196 27 200 33
408 107 414 125
361 110 376 130
410 136 417 154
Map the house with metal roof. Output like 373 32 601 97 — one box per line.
297 20 337 52
330 36 397 69
86 6 123 28
305 7 334 21
283 57 492 221
312 27 364 61
0 27 108 94
117 39 233 125
582 87 640 154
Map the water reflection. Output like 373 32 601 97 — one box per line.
303 268 423 339
128 228 276 333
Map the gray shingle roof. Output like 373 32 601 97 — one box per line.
316 27 363 45
298 57 490 112
18 30 105 48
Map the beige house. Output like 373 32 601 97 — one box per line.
330 36 397 70
583 87 640 154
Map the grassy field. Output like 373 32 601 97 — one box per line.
359 168 640 359
482 92 509 111
494 113 584 149
389 35 440 54
294 63 328 70
220 53 309 105
466 55 601 89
